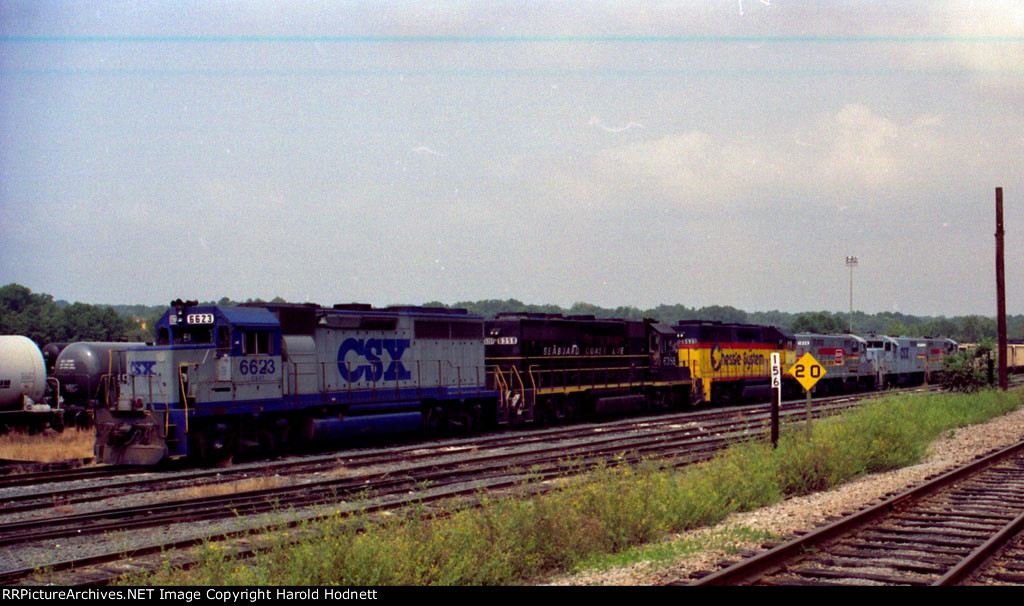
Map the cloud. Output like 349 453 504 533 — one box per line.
598 130 776 204
806 104 958 190
596 104 957 207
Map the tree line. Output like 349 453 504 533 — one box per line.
445 299 1021 343
2 283 1020 349
0 283 147 346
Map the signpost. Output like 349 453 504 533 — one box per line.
770 353 781 448
789 353 826 440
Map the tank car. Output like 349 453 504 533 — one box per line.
95 300 493 465
0 335 57 432
793 333 876 394
484 314 689 423
674 321 795 404
42 343 68 375
52 342 147 428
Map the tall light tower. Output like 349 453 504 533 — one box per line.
846 256 858 333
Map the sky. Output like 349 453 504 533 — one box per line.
1 1 1022 317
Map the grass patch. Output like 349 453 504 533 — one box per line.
134 389 1021 586
170 476 291 500
0 428 94 462
573 526 774 574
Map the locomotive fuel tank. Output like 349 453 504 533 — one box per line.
0 336 48 410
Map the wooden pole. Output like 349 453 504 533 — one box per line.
996 187 1008 391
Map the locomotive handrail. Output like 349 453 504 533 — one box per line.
511 365 529 402
177 363 196 433
526 362 650 394
491 367 510 412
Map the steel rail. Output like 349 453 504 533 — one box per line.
690 437 1024 586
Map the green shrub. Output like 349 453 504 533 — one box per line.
942 339 995 392
136 389 1022 586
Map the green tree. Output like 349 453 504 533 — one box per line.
791 312 845 334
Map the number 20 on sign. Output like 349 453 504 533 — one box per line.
789 352 826 392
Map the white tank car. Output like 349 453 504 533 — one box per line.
0 336 48 409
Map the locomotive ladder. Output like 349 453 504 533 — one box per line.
492 365 534 424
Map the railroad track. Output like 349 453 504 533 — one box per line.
0 462 134 490
1 378 955 497
1 383 966 585
2 398 852 546
688 438 1024 586
1 393 870 585
1 391 868 516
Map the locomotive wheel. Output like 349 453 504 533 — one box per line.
193 423 237 463
256 418 290 458
536 397 556 425
555 397 575 422
424 405 453 434
459 403 482 434
257 428 278 457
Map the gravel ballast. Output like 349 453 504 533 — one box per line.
548 404 1024 586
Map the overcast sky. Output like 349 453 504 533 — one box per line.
1 1 1022 317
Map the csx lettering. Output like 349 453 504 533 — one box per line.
337 338 411 382
130 361 158 376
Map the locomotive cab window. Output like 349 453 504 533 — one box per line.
174 326 213 345
218 326 230 350
243 330 273 355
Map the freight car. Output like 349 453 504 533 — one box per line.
52 342 148 428
958 341 1024 374
0 335 60 433
1010 341 1024 372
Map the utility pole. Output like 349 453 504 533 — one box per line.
996 187 1008 391
846 256 858 333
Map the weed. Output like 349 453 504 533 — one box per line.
125 389 1021 586
0 428 94 462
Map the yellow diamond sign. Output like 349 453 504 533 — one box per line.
789 352 826 392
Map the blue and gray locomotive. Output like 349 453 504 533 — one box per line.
96 300 493 465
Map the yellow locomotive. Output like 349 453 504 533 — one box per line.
675 321 796 404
